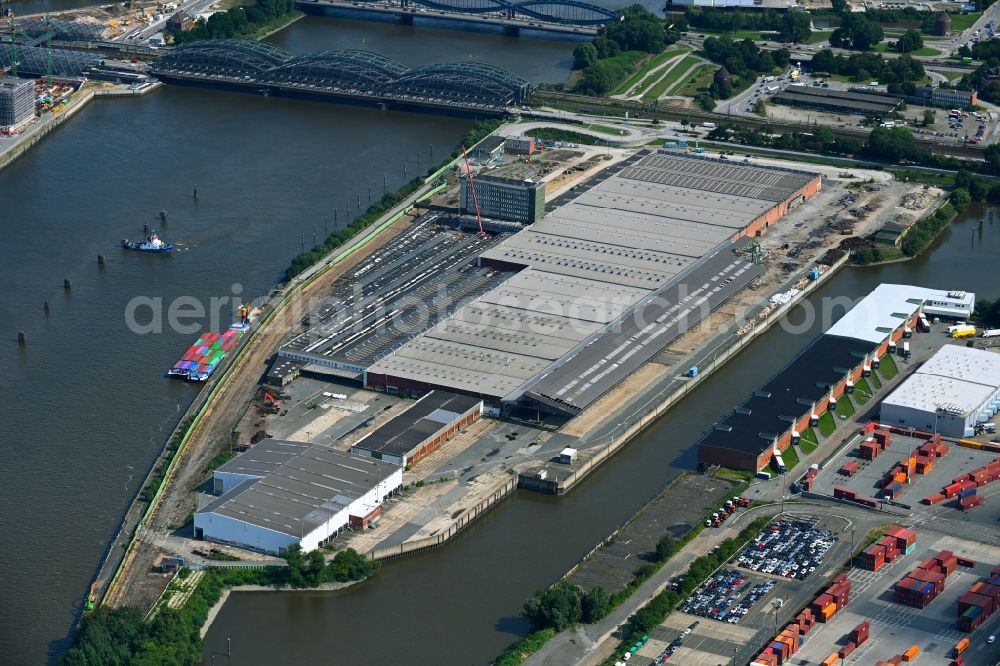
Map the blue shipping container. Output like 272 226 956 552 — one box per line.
959 488 977 499
905 544 916 555
920 582 934 594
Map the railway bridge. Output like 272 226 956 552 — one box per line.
149 40 532 114
297 0 620 36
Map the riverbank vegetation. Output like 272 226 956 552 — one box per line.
285 119 502 280
60 548 375 665
972 296 1000 324
571 5 680 95
169 0 299 44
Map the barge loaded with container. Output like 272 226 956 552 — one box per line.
167 326 246 381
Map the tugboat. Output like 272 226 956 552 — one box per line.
121 229 173 253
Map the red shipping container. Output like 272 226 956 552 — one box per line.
957 557 976 568
839 642 855 658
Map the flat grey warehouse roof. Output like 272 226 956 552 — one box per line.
369 151 819 406
203 441 399 538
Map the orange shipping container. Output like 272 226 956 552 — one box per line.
823 602 837 615
822 654 839 666
902 645 920 661
955 637 970 654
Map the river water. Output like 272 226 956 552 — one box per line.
0 16 576 665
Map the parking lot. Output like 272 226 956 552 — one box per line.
628 515 852 666
677 569 776 624
735 518 838 582
790 533 1000 666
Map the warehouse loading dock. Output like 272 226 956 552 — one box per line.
699 284 974 472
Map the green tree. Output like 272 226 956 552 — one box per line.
814 125 836 145
922 109 935 126
521 584 583 631
951 187 972 212
655 534 676 561
573 42 598 70
985 143 1000 173
581 587 611 623
830 14 884 50
896 29 924 53
284 544 308 587
779 11 812 44
831 0 848 12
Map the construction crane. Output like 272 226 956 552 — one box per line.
460 145 488 238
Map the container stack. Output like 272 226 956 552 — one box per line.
833 487 856 501
885 526 918 555
956 569 1000 632
752 623 804 665
168 329 245 381
793 607 816 634
857 543 886 571
839 461 859 477
895 550 957 608
860 438 881 461
821 653 839 666
810 574 851 622
800 467 818 491
837 621 868 658
930 457 1000 509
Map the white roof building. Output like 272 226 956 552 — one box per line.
880 345 1000 437
826 284 975 345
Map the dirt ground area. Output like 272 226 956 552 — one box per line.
560 362 669 438
566 474 737 595
105 213 418 610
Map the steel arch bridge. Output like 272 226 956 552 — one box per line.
391 0 618 25
154 40 292 77
151 41 532 110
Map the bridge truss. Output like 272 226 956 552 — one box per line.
152 40 533 111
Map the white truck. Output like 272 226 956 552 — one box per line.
701 122 716 129
767 85 780 94
981 329 1000 338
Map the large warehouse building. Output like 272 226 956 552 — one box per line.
365 151 821 415
879 345 1000 437
698 284 976 471
350 391 483 466
195 441 402 555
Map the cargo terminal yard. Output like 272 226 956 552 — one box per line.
101 133 982 630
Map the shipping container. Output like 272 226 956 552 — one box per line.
955 637 970 654
902 645 919 661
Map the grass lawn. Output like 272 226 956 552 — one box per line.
870 372 882 389
880 353 899 381
950 12 982 31
836 396 856 419
780 444 801 471
613 47 689 96
675 63 715 98
818 411 837 437
645 55 705 100
911 46 943 56
853 377 873 405
805 30 833 45
715 467 758 483
799 427 819 454
584 123 623 135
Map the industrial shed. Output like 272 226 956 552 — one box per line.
699 283 967 472
774 85 902 115
880 345 1000 437
350 391 483 466
366 152 820 414
699 335 878 471
195 441 402 555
